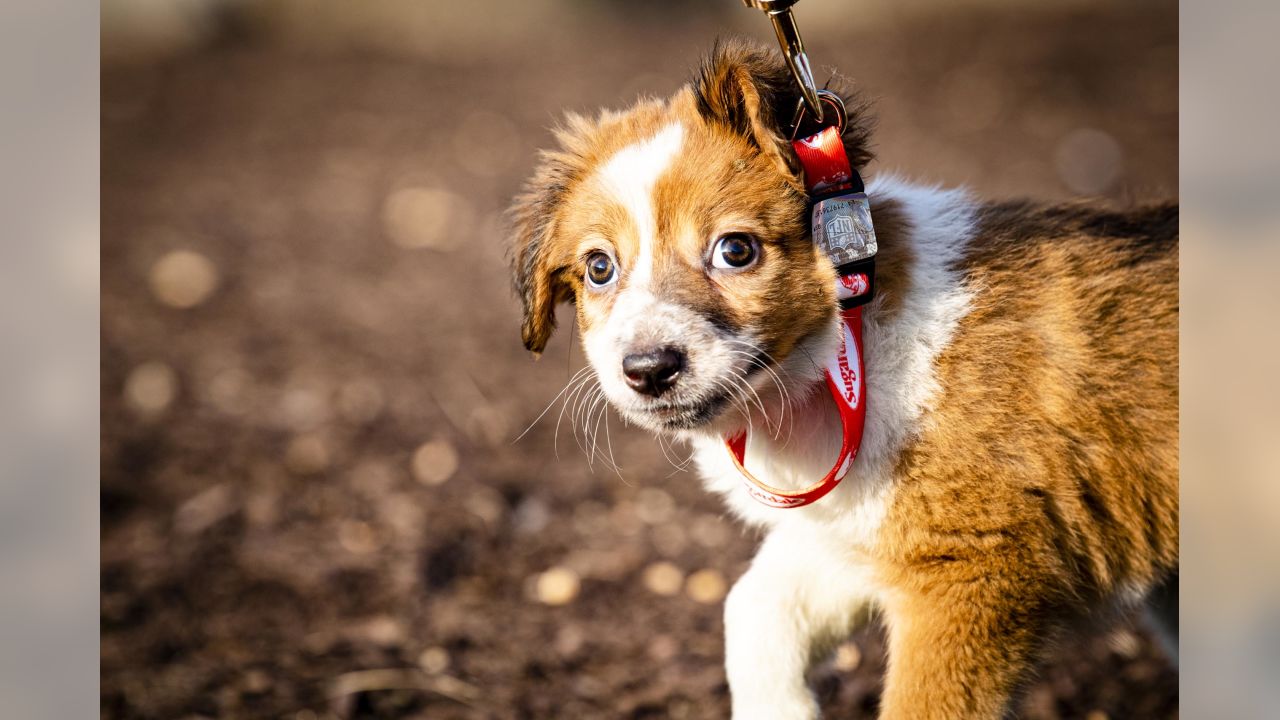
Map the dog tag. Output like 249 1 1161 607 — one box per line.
812 192 877 267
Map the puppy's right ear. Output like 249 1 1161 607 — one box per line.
509 148 578 356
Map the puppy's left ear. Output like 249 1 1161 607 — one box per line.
695 39 804 182
509 150 576 356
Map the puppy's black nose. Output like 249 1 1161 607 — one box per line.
622 347 685 397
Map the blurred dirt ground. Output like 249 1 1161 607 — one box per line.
101 2 1178 718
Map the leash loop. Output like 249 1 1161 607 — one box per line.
789 89 846 142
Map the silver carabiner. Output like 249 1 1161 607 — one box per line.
741 0 824 123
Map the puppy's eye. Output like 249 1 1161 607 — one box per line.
711 233 759 270
585 252 617 288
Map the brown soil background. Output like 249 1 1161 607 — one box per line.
102 2 1178 718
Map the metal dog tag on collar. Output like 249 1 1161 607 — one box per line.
812 192 877 267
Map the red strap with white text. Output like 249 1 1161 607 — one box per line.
725 119 877 509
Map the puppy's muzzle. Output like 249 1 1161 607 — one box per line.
622 346 686 398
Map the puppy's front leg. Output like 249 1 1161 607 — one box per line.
725 524 876 720
879 578 1051 720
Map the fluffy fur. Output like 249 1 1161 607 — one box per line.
509 40 1178 719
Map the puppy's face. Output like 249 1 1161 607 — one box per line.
512 44 867 435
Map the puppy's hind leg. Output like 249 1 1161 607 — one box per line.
725 524 878 720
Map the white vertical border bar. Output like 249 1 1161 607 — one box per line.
0 1 100 718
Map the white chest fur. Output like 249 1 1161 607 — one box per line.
686 176 978 547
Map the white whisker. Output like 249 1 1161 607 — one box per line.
601 409 626 481
581 386 610 468
551 371 599 459
515 366 595 444
710 376 755 435
725 339 802 446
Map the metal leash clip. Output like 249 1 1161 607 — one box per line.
740 0 824 123
745 0 875 304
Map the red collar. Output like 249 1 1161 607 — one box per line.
724 120 878 509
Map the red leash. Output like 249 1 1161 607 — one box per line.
724 101 878 509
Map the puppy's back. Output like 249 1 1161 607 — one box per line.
883 200 1178 606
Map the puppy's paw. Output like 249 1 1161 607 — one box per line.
731 692 819 720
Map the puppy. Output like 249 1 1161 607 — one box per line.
510 41 1178 719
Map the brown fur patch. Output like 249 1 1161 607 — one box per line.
872 201 1178 718
865 198 912 320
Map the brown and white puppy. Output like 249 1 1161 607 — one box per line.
510 41 1178 720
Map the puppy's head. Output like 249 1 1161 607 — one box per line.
510 41 872 435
